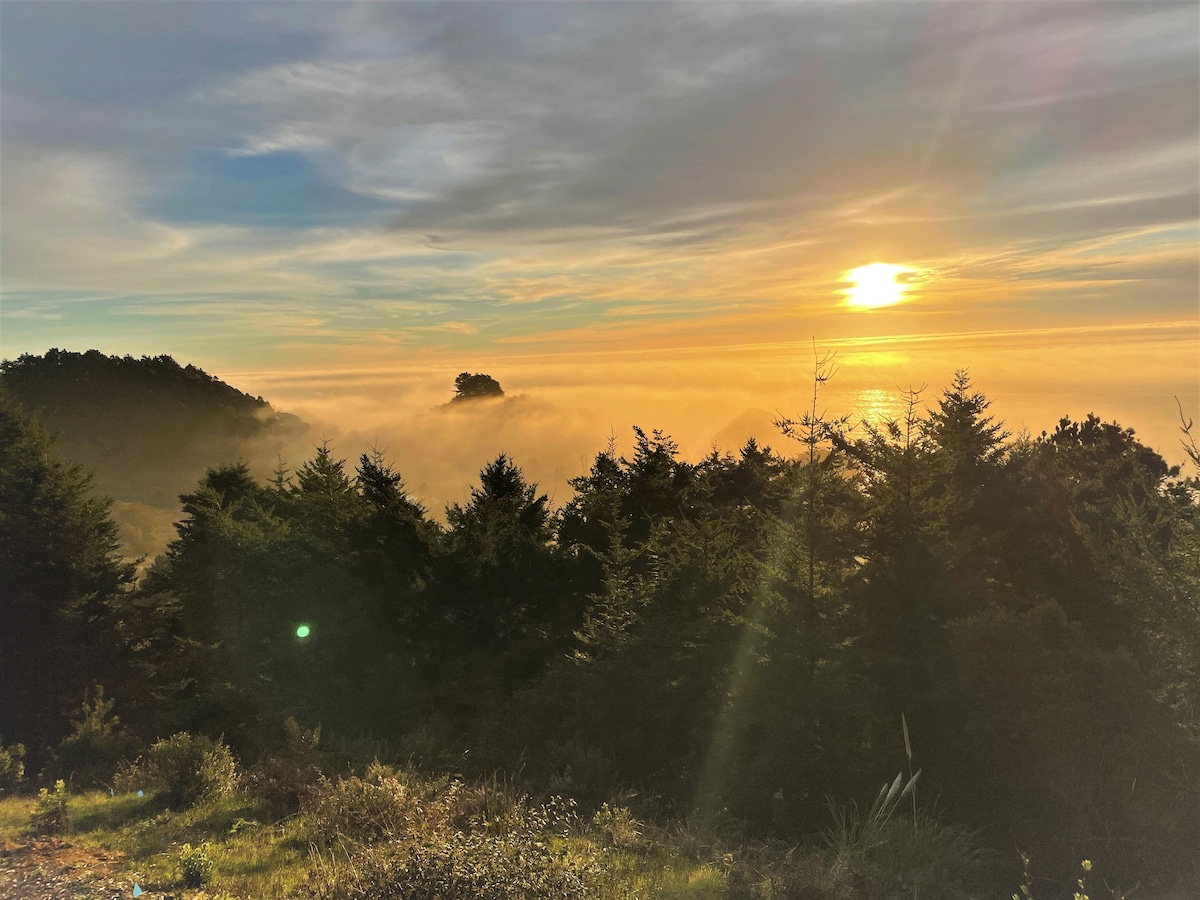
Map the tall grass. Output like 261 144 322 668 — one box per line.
823 771 994 900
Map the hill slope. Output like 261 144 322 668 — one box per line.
1 349 308 555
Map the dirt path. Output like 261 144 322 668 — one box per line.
0 836 159 900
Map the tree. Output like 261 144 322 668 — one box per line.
348 448 438 676
436 454 571 710
286 442 366 554
451 372 505 402
621 427 692 552
926 370 1008 476
773 345 857 671
0 389 135 767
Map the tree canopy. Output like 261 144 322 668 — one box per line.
451 372 505 402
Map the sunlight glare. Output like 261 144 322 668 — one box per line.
843 263 912 308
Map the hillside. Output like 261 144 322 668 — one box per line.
0 349 308 556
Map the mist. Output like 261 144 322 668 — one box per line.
235 325 1199 531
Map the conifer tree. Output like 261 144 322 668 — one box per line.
0 389 135 765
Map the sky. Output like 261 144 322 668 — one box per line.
2 1 1198 508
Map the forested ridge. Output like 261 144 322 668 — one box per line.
2 355 1199 898
0 349 306 508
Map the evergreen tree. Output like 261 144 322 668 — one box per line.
438 454 571 708
446 453 555 564
0 389 135 767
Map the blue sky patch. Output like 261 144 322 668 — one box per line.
151 149 393 229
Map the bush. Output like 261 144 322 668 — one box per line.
313 826 595 900
125 733 238 808
29 779 69 835
177 842 215 887
47 686 137 789
591 802 642 849
246 717 324 817
303 764 594 899
0 740 25 795
307 795 595 900
302 763 443 847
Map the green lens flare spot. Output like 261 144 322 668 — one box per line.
296 624 311 639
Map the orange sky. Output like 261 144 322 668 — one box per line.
2 2 1197 508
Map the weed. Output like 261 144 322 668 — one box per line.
824 772 992 899
178 841 216 887
30 779 69 835
593 801 643 849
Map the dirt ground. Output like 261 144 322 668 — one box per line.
0 835 164 900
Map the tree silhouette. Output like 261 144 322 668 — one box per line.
451 372 504 402
0 389 135 768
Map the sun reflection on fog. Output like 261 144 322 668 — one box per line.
847 387 909 427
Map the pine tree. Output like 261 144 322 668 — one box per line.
0 389 135 766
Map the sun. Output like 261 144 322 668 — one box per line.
843 263 912 308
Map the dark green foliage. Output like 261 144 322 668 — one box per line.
0 740 25 795
0 388 136 771
950 601 1200 889
47 685 138 789
125 732 238 809
139 450 432 745
0 348 305 507
29 779 70 834
452 372 505 402
435 454 574 709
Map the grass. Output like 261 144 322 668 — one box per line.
1 788 740 899
0 790 309 898
0 769 1002 899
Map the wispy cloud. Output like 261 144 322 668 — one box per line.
1 1 1195 452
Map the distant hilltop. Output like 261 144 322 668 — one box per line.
0 348 308 510
451 371 505 402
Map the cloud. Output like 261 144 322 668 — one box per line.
233 316 1199 521
1 1 1195 401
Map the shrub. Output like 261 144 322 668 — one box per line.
303 765 594 899
128 733 238 808
302 763 442 847
246 717 325 816
315 826 595 900
592 802 642 849
0 740 25 795
307 797 596 900
29 779 69 835
177 842 215 887
47 686 137 789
